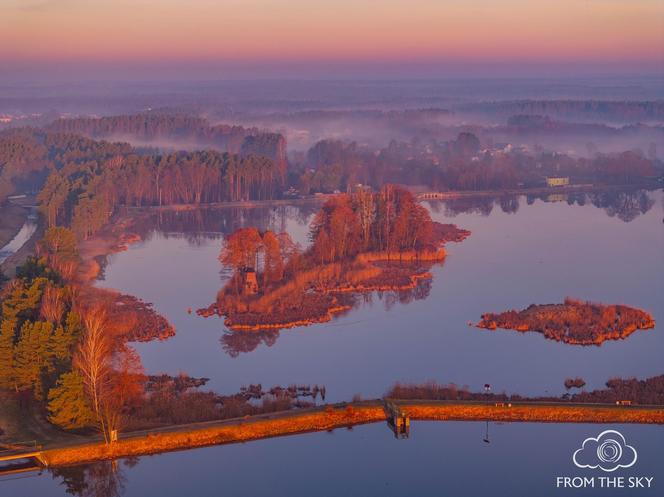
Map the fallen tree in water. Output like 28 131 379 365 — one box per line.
475 298 654 345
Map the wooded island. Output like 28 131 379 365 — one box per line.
476 298 655 345
199 186 470 330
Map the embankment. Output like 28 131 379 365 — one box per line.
36 400 664 467
38 403 385 467
399 401 664 424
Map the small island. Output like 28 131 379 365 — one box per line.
199 186 470 331
476 298 655 345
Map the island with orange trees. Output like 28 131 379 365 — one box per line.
199 186 470 331
476 298 655 345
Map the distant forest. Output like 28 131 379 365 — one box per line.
48 113 286 162
0 128 283 238
388 375 664 405
459 100 664 122
295 134 658 193
0 111 662 240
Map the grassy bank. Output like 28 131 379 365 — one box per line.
33 400 664 467
38 403 385 466
399 401 664 424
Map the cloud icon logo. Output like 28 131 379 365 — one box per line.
573 430 637 472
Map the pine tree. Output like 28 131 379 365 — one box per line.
47 371 96 430
0 318 16 390
53 311 82 362
14 320 54 398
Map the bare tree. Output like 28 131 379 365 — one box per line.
74 305 114 443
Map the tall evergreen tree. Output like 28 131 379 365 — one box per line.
0 318 16 390
48 371 96 429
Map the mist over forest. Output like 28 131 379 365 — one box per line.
1 77 663 213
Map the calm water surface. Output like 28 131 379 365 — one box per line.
6 422 663 497
96 190 663 401
4 190 663 497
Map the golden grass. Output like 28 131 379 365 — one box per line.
400 403 664 424
37 401 664 467
39 404 385 466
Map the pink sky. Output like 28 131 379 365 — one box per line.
1 0 663 80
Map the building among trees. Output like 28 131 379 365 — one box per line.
546 176 570 187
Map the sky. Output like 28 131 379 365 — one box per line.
1 0 663 81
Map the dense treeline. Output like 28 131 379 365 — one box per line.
48 113 286 164
387 381 511 402
48 113 287 187
461 100 664 122
0 227 167 442
0 128 283 238
571 375 664 405
39 149 280 238
0 255 81 399
0 127 132 203
387 375 664 405
296 132 660 194
3 118 660 244
504 115 664 145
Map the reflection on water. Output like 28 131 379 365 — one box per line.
130 203 317 240
6 421 661 497
121 189 655 245
219 278 434 356
50 459 130 497
94 203 319 280
427 188 656 222
93 188 662 404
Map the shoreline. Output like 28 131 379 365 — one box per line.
126 195 330 212
19 399 664 468
204 248 447 331
476 301 656 346
415 182 661 201
76 217 143 283
115 183 661 213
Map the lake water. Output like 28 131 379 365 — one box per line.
100 190 663 401
5 189 662 497
6 422 663 497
